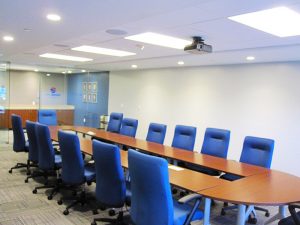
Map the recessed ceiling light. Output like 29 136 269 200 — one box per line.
81 69 86 72
131 65 138 69
125 32 192 49
62 71 66 74
246 56 255 61
3 36 14 42
40 53 93 62
177 61 184 65
72 45 136 57
46 73 51 76
229 7 300 37
34 69 39 72
47 14 61 22
68 70 72 74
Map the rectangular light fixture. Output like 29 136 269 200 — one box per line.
40 53 93 62
228 7 300 37
72 45 136 57
125 32 192 49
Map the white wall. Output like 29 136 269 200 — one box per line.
9 70 67 106
109 62 300 177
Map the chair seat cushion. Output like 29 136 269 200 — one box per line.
84 165 96 182
54 154 62 168
173 200 203 225
278 212 300 225
220 173 243 181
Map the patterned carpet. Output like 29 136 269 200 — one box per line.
0 131 281 225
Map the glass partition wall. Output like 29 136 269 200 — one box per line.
0 62 10 144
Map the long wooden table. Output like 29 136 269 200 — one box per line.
49 126 300 225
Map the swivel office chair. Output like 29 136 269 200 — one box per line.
9 114 29 174
279 204 300 225
38 109 57 126
171 125 197 151
128 149 203 225
221 136 275 224
107 112 123 133
146 123 167 144
119 118 138 137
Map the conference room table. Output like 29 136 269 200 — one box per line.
49 126 300 225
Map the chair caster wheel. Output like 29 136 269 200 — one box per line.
32 189 37 194
91 221 97 225
47 195 53 200
63 209 69 215
221 209 226 216
247 217 257 224
57 200 63 205
25 179 28 183
265 212 270 217
92 209 98 215
8 169 12 173
109 209 116 216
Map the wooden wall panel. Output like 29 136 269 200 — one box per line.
57 110 74 125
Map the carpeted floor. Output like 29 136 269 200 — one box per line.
0 130 282 225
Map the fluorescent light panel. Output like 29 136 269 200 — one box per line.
72 45 136 57
229 7 300 37
40 53 93 62
125 32 191 49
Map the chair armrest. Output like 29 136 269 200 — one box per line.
289 204 300 225
178 193 202 205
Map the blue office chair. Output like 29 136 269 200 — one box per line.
57 130 96 215
146 123 167 144
128 149 203 225
9 114 29 174
91 140 128 225
38 109 57 125
171 125 197 151
221 136 275 223
279 204 300 225
24 120 40 183
32 123 62 199
186 128 230 176
119 118 138 137
107 112 123 133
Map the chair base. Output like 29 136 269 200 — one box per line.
9 162 28 174
92 211 127 225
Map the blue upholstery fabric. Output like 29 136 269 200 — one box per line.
146 123 167 144
171 125 197 151
26 121 39 163
173 201 203 225
201 128 230 158
38 110 57 126
36 123 61 170
107 112 123 133
119 118 138 137
11 114 27 152
240 136 274 168
93 140 126 208
58 131 95 185
128 149 203 225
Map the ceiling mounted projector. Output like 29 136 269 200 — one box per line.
184 37 212 54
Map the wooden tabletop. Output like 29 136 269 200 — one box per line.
51 125 268 177
200 170 300 206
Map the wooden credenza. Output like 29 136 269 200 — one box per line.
0 108 74 129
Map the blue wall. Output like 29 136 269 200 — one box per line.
67 72 109 128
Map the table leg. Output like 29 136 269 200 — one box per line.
173 159 178 166
237 204 246 225
203 198 211 225
264 205 286 225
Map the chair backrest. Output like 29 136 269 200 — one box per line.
38 109 57 126
240 136 275 168
26 120 39 162
11 114 26 152
36 123 55 170
201 128 230 158
146 123 167 144
107 112 123 133
171 125 197 151
93 140 126 207
119 118 138 137
128 149 173 225
58 130 85 185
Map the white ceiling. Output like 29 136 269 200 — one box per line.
1 0 300 73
